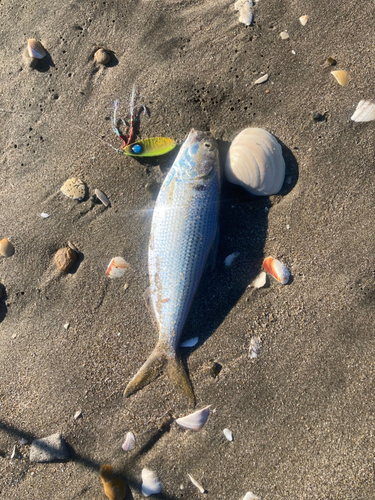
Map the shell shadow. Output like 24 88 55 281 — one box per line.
0 284 7 323
34 51 55 73
180 138 299 354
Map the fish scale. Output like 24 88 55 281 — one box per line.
124 129 220 404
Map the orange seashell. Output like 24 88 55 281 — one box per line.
263 256 290 284
106 257 129 278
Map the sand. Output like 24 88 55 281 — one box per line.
0 0 375 498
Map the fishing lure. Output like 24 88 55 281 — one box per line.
112 87 177 157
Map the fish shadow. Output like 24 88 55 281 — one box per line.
181 140 298 353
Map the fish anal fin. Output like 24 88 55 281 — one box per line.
124 342 167 398
166 353 195 406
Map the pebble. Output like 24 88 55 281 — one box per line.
30 433 69 462
94 48 111 65
55 247 77 273
60 178 87 201
0 238 15 257
312 111 325 122
94 188 110 207
279 31 290 40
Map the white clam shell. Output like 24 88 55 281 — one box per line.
106 256 129 278
351 100 375 122
225 128 285 196
176 405 211 430
223 428 233 441
249 336 260 359
27 39 46 59
142 468 162 497
122 431 135 451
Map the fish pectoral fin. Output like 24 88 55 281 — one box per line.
124 342 167 398
166 353 195 406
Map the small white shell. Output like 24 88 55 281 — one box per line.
95 188 110 207
351 100 375 122
243 493 260 500
251 271 267 288
263 256 290 284
142 468 162 497
254 74 268 85
180 337 199 347
122 431 135 451
41 212 50 218
106 257 129 278
223 428 233 441
27 39 46 59
279 31 289 40
188 473 205 493
299 15 309 26
224 252 240 266
235 0 253 25
176 405 211 431
225 128 285 196
249 337 260 359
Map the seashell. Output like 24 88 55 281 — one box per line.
251 271 267 288
187 474 205 493
223 428 233 441
279 31 289 40
122 432 135 451
224 252 239 266
235 0 253 26
141 468 162 497
263 256 290 284
243 493 260 500
10 445 17 459
60 177 86 201
331 70 350 87
55 247 77 273
106 257 129 278
249 336 260 359
94 189 110 207
27 39 47 59
41 212 50 218
94 48 111 65
351 100 375 122
176 405 211 431
180 336 199 348
225 128 285 196
299 15 309 25
254 73 268 85
67 241 79 254
0 238 15 257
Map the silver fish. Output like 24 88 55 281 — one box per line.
124 129 221 403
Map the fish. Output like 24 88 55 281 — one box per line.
124 129 221 404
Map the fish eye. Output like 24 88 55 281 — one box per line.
203 142 212 149
131 144 142 154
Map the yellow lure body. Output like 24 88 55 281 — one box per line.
122 137 177 157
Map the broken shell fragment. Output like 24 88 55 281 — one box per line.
94 189 110 207
225 128 285 196
243 493 260 500
249 336 260 359
180 337 199 347
28 39 46 59
122 432 135 451
176 405 211 431
106 257 129 278
251 271 267 289
263 256 290 284
0 238 15 257
351 100 375 122
142 468 162 497
299 15 309 25
331 70 350 87
60 178 87 201
223 428 233 441
254 73 269 85
279 31 289 40
224 252 240 266
94 48 111 65
188 474 205 493
55 247 77 273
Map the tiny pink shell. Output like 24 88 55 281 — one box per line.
263 257 290 284
122 431 135 451
27 39 46 59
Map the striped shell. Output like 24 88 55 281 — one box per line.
225 128 285 196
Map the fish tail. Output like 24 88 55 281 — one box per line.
124 342 195 405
